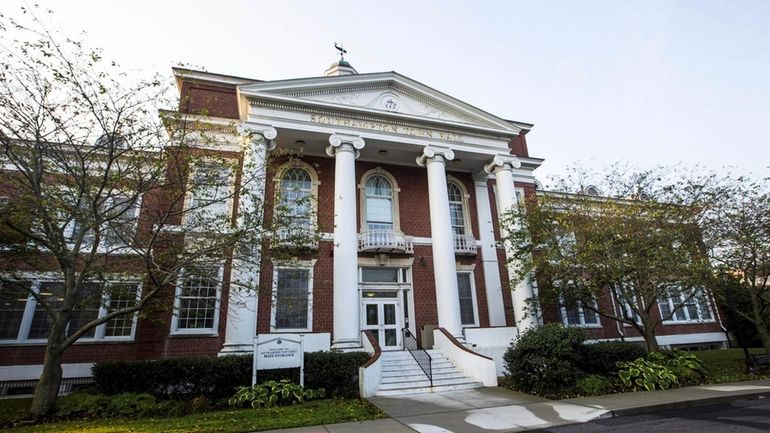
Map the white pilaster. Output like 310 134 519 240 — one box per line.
327 133 365 349
473 176 507 327
485 154 537 332
417 146 463 338
221 123 277 355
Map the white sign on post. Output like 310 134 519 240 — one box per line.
253 334 305 387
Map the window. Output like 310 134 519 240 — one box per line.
560 298 600 327
67 195 141 250
278 167 314 232
447 183 466 235
456 272 478 326
173 267 221 333
273 267 312 331
658 289 714 323
360 267 409 284
186 162 233 224
0 279 140 343
364 175 394 231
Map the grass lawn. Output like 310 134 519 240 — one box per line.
0 398 386 433
696 348 770 384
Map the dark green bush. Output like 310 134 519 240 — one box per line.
575 374 616 396
105 393 158 418
578 341 647 375
55 392 111 419
503 324 586 397
229 380 325 408
93 351 369 399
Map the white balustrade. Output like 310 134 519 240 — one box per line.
358 229 414 254
453 234 477 255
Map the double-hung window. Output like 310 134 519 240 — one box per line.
172 267 222 334
364 175 394 231
658 288 714 323
67 194 141 251
272 266 312 331
0 279 141 343
447 183 466 236
186 162 233 225
278 167 314 238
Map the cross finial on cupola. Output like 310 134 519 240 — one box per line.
325 42 358 77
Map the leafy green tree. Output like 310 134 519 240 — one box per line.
0 8 315 418
703 175 770 352
503 165 720 352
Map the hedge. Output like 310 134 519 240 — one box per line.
92 351 369 400
578 341 647 375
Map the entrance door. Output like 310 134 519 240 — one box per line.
362 300 401 350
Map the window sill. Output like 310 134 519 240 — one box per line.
270 328 312 333
565 324 603 329
0 338 135 346
661 320 717 326
168 331 220 337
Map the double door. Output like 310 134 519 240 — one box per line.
362 299 401 350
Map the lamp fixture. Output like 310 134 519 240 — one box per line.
378 149 388 157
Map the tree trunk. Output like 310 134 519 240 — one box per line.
640 328 660 353
29 327 66 419
756 323 770 355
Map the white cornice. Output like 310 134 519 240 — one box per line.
238 72 524 135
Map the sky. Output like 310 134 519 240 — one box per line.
10 0 769 184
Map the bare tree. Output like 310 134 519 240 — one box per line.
0 8 314 418
703 175 770 352
503 165 720 352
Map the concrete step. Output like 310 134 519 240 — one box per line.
381 359 453 368
381 366 458 377
375 381 483 396
381 372 468 384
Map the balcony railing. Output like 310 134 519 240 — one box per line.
453 234 477 255
358 230 414 254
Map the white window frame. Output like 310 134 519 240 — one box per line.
456 265 479 328
271 260 316 332
183 158 237 227
0 273 142 345
170 266 224 336
659 288 716 325
446 177 473 237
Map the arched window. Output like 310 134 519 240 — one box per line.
279 167 313 227
447 182 466 235
365 175 393 231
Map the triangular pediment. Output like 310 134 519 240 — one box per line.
238 72 522 134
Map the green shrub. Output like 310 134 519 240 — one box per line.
661 350 708 386
229 380 325 408
575 374 616 396
55 392 110 419
503 324 586 397
104 393 157 418
617 355 678 391
578 341 647 375
93 351 369 399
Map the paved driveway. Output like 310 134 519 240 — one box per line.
368 388 611 433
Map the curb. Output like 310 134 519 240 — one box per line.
608 390 770 418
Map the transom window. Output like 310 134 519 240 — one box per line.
0 279 141 343
173 268 221 333
360 267 409 284
273 267 312 330
658 289 713 323
365 175 394 231
447 183 466 235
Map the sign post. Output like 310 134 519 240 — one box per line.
253 334 305 387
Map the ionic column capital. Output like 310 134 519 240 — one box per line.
237 123 277 150
326 133 365 157
484 154 521 174
416 146 455 167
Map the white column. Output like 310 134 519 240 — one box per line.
326 133 365 349
220 123 277 355
473 176 507 326
485 155 536 332
417 146 463 338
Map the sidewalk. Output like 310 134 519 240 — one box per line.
265 379 770 433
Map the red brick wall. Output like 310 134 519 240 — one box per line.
179 81 239 119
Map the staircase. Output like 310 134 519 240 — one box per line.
376 349 483 396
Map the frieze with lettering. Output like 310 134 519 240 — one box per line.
310 115 464 143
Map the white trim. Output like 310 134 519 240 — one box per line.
592 332 728 348
446 175 474 238
270 260 316 332
658 289 717 325
170 266 224 336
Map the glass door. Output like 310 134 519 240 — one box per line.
362 300 401 350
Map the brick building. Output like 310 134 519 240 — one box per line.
0 58 728 396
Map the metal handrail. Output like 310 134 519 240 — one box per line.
402 327 432 387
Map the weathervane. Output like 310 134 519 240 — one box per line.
334 42 347 60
